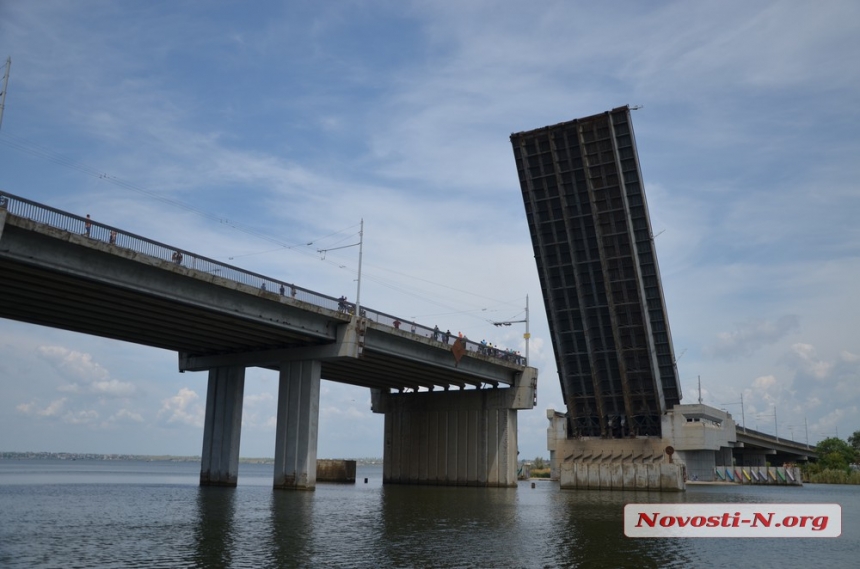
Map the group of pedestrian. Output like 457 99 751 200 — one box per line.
82 213 119 247
478 340 525 365
425 323 525 364
430 326 453 344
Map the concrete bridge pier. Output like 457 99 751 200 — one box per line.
372 367 537 487
200 365 246 487
273 360 321 490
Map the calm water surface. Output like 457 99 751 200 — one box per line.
1 459 857 568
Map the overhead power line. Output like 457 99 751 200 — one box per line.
0 129 528 332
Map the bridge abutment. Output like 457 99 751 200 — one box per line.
372 368 536 487
273 360 321 490
200 366 245 487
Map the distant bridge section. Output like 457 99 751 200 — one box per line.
735 427 817 465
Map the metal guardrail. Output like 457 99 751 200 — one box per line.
0 192 525 366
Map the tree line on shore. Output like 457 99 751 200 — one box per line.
802 431 860 484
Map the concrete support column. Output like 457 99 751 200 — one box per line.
273 360 321 490
378 392 520 487
373 368 536 488
200 365 246 487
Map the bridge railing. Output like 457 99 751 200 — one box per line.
0 192 340 311
0 192 524 367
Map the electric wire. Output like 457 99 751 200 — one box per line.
0 130 526 332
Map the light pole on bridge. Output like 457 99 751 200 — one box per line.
492 295 530 366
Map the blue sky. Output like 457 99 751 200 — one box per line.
1 0 858 460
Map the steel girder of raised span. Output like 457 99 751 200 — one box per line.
0 201 525 393
510 106 681 438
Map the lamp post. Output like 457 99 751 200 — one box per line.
316 219 363 319
355 218 363 319
492 295 530 366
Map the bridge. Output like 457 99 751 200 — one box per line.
735 427 816 465
511 107 812 489
0 192 537 489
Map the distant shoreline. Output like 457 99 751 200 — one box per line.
0 451 382 465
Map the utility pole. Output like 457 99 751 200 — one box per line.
524 294 530 366
316 220 363 318
774 405 778 442
0 57 11 131
697 376 702 404
493 295 530 366
355 218 363 319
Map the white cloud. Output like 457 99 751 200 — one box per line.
158 388 205 428
90 379 137 397
62 410 99 425
36 346 136 397
785 343 833 382
110 409 144 423
16 398 67 417
241 398 276 431
37 346 110 382
750 375 778 397
840 350 860 364
706 316 799 360
244 392 274 407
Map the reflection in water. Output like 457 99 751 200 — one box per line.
1 462 857 568
379 485 523 567
192 487 237 568
544 489 697 568
265 490 315 567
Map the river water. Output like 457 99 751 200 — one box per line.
0 459 857 568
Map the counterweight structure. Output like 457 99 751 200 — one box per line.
510 106 681 439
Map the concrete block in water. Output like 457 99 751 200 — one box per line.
316 459 356 483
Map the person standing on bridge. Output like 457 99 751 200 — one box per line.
433 325 439 341
109 230 117 244
393 318 401 329
84 214 92 237
279 284 285 296
172 250 183 264
444 330 451 344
